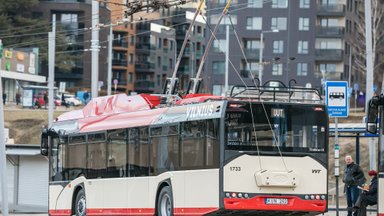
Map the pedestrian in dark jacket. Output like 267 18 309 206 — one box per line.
343 155 366 216
2 93 6 105
353 170 378 216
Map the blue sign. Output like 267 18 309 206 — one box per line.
326 81 349 118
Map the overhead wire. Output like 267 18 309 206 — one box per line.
201 0 290 172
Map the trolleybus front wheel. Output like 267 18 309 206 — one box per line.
157 186 173 216
74 189 86 216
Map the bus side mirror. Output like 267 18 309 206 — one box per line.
41 130 49 156
366 99 378 134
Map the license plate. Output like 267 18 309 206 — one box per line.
265 198 288 205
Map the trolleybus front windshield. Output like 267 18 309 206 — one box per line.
225 103 327 152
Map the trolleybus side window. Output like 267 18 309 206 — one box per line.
67 135 87 180
87 132 107 179
181 121 206 168
151 125 180 175
127 127 149 177
180 120 220 169
206 119 220 167
107 129 127 178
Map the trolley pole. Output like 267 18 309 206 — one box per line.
334 117 340 216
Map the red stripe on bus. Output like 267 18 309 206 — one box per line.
379 214 384 216
49 209 71 216
174 207 219 215
87 208 154 215
49 207 218 216
224 196 326 212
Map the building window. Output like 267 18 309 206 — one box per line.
157 56 161 67
130 35 134 45
158 38 162 49
248 0 263 8
272 0 288 8
273 40 284 54
298 40 309 54
299 0 310 8
271 17 287 30
319 64 337 73
240 61 259 78
272 63 283 75
213 61 225 74
128 72 133 83
299 17 310 31
129 54 133 64
244 39 260 50
213 39 226 52
246 17 262 30
297 63 308 76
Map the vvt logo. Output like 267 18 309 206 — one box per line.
312 169 321 174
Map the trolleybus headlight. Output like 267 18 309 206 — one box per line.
321 195 326 200
244 193 249 198
238 193 242 198
310 195 315 200
315 195 320 200
226 192 231 198
232 193 237 198
304 195 309 200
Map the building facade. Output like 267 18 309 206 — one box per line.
33 0 111 92
204 0 364 95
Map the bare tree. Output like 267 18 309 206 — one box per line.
351 0 384 93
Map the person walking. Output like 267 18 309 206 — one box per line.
15 92 21 106
353 170 378 216
2 92 6 105
83 90 89 105
343 155 366 216
44 92 48 109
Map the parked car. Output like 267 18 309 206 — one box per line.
58 94 82 106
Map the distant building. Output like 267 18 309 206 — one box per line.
204 0 383 95
0 48 44 102
32 0 111 91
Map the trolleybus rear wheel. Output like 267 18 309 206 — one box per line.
75 189 86 216
157 186 173 216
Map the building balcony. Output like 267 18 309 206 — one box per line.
178 65 190 73
113 40 128 48
315 49 343 61
112 59 128 66
314 70 343 80
112 79 128 86
316 26 344 38
135 62 156 73
134 80 155 92
244 49 260 60
317 4 345 16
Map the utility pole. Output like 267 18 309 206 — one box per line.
107 25 112 96
0 39 9 216
365 0 376 170
91 0 100 98
48 15 56 128
224 25 229 96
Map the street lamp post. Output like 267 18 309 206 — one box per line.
258 29 279 85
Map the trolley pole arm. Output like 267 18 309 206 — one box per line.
191 0 233 94
167 0 205 95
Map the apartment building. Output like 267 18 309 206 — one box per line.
34 0 111 91
205 0 349 95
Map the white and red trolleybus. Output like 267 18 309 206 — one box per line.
366 93 384 215
41 81 329 216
